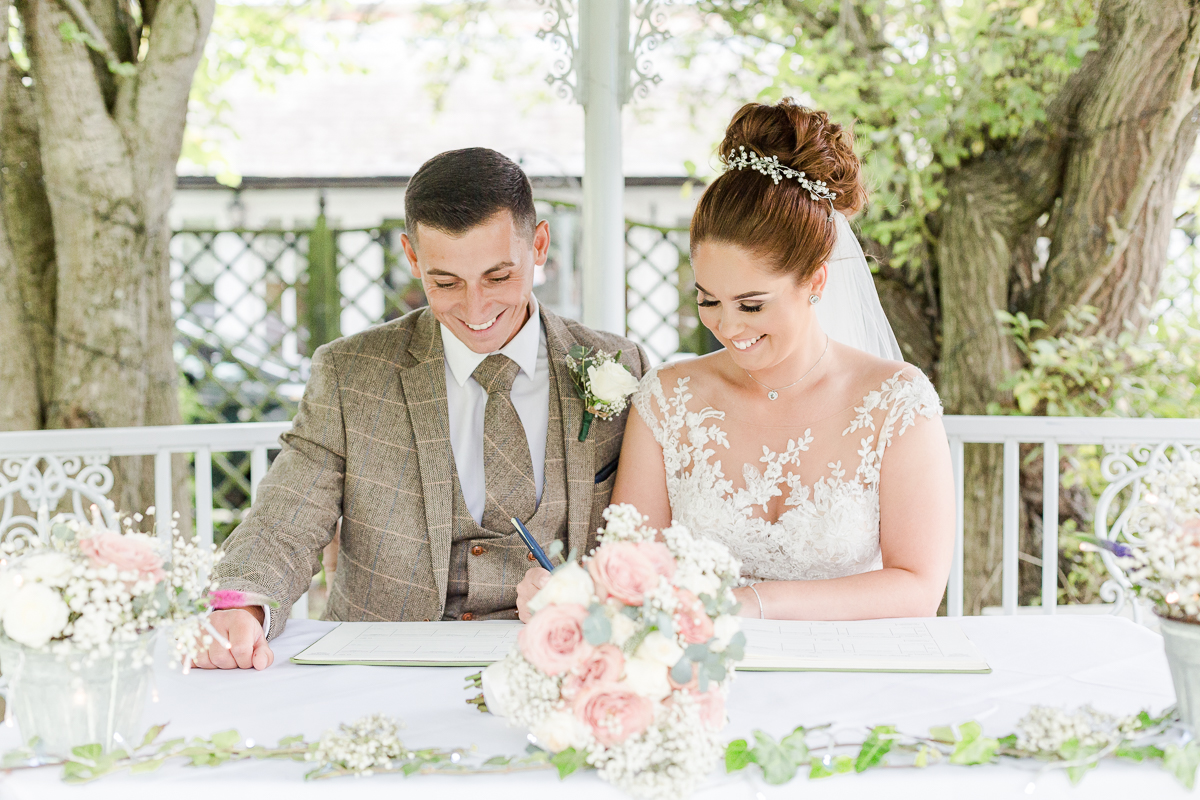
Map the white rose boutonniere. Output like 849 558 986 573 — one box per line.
566 346 638 441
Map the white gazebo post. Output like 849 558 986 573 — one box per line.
540 0 669 334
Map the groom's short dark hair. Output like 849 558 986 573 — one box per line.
404 148 536 246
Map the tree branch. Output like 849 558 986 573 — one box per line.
55 0 122 68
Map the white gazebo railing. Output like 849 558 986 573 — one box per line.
2 415 1200 620
943 416 1200 618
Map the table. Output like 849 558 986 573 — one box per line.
0 616 1185 799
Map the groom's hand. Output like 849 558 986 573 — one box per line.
516 567 551 623
191 607 275 670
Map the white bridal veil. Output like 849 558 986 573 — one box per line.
814 212 904 362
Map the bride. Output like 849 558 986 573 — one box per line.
516 99 954 621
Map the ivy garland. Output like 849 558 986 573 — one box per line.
1 706 1194 790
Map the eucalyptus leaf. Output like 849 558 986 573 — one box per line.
670 656 694 685
929 725 956 744
71 743 103 762
582 609 611 645
809 757 833 779
684 643 709 662
483 755 512 767
724 631 746 661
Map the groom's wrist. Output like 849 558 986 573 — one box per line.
234 605 266 628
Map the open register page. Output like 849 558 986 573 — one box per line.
291 618 990 673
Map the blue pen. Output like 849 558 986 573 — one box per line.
510 517 555 571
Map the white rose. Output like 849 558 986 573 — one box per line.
19 552 74 587
480 659 516 720
712 615 740 651
528 562 595 614
609 612 637 647
530 710 593 753
587 361 638 404
3 584 69 648
637 630 683 667
621 656 672 700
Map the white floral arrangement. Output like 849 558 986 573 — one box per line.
1100 459 1200 621
565 346 640 442
0 507 259 667
478 504 744 800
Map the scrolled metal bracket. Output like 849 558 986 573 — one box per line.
538 0 671 108
537 0 583 104
621 0 671 105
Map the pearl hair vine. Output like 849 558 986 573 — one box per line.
725 145 837 219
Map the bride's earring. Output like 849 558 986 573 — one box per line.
809 294 821 305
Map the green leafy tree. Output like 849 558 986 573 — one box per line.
696 0 1200 610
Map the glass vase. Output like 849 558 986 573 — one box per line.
0 632 156 756
1160 615 1200 731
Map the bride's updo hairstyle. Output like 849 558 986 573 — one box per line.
691 99 867 283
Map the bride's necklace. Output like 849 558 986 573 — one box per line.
744 336 829 400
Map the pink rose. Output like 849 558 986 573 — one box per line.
691 687 726 731
639 542 677 580
588 542 662 606
673 589 714 644
518 603 593 676
78 532 165 583
572 683 654 745
563 644 625 699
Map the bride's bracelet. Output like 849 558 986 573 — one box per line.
748 582 765 619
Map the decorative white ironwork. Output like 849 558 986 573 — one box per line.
537 0 670 106
537 0 581 103
0 455 118 553
1093 441 1200 622
622 0 670 104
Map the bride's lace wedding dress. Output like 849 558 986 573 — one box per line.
633 364 943 583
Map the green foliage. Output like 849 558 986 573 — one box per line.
550 747 589 779
994 307 1200 418
696 0 1096 277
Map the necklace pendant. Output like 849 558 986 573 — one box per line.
767 390 778 401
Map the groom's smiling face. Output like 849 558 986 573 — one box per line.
403 211 550 354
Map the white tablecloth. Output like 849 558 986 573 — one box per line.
0 616 1186 799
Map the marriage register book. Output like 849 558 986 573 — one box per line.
291 618 991 674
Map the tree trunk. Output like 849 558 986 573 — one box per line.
1 0 213 529
934 0 1200 609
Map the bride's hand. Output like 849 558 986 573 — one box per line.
516 567 551 623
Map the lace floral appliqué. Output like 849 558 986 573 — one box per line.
633 367 942 583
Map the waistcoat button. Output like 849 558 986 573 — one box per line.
526 552 537 562
471 545 485 556
461 612 475 621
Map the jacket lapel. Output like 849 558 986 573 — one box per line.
542 309 596 556
399 309 455 611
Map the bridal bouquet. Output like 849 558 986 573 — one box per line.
479 504 745 799
0 507 233 666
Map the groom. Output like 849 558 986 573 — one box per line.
197 148 648 670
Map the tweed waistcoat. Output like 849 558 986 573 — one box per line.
442 366 569 621
214 306 646 639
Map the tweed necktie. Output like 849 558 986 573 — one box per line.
472 354 537 531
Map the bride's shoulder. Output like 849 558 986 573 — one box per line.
838 346 942 418
636 352 725 395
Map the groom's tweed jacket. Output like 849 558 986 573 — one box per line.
215 306 649 638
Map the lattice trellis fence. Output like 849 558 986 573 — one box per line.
170 206 700 540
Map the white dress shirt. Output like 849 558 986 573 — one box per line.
440 295 550 524
263 298 550 636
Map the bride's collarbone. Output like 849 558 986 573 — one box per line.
686 376 860 429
